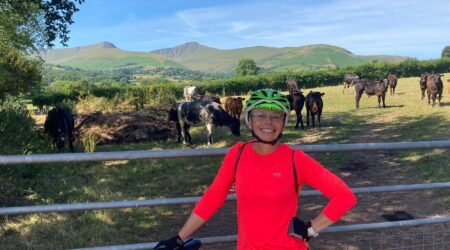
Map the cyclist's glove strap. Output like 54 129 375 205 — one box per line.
153 235 184 249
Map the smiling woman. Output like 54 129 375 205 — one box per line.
154 88 357 250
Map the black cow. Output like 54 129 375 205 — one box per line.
426 74 443 106
286 90 305 129
354 79 389 108
305 91 324 128
343 74 359 94
168 108 182 142
387 74 398 95
178 99 240 145
420 72 429 100
44 107 75 152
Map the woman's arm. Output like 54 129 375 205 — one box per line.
310 213 333 233
178 213 206 240
296 150 357 224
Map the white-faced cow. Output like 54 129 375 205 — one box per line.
425 74 443 106
354 79 389 108
178 99 240 145
387 74 398 95
305 91 324 128
343 74 359 94
44 106 75 152
183 86 200 101
287 79 300 95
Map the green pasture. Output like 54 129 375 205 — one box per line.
0 75 449 249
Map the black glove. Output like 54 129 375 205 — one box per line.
153 235 184 250
288 217 312 242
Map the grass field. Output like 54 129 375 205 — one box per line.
1 75 449 249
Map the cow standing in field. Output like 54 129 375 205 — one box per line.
425 74 443 106
286 90 305 129
183 86 200 101
387 74 398 95
178 99 240 145
224 97 245 119
305 91 324 128
287 79 300 95
354 79 389 108
44 106 75 152
343 74 359 94
168 108 182 142
420 73 429 100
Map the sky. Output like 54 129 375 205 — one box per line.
60 0 450 59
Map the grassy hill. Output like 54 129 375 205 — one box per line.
152 42 410 73
41 41 409 73
40 42 185 71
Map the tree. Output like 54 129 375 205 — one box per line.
0 47 42 99
236 59 259 76
0 0 84 99
441 46 450 58
0 0 85 52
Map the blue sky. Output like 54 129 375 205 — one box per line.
61 0 450 59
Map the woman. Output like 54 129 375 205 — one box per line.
155 88 357 249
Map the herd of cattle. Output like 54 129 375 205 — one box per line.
169 82 324 146
43 73 446 151
344 72 444 108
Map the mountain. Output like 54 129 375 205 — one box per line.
40 41 410 73
40 41 184 70
151 42 410 73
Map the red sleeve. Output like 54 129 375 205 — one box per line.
192 142 244 221
296 149 357 222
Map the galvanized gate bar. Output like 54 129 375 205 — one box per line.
70 216 450 250
1 140 449 165
2 182 449 215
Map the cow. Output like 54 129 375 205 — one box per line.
183 86 200 101
447 79 450 96
44 106 75 153
343 74 359 94
168 108 182 142
354 79 389 108
195 95 221 104
286 90 305 129
287 79 300 95
387 74 398 95
305 91 324 128
425 74 443 106
178 99 240 145
224 96 245 119
420 73 429 100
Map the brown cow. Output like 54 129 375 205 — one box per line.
343 74 359 94
287 79 300 95
426 74 443 106
387 74 398 95
447 79 450 96
305 91 324 128
354 79 389 108
224 96 245 119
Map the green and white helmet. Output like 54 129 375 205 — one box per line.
244 88 291 126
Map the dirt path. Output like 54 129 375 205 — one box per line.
194 117 450 249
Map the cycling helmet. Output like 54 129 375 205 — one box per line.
244 88 291 126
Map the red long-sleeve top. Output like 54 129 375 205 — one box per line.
193 142 357 249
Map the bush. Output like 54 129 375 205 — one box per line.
0 97 51 155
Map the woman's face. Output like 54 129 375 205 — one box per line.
248 108 285 141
